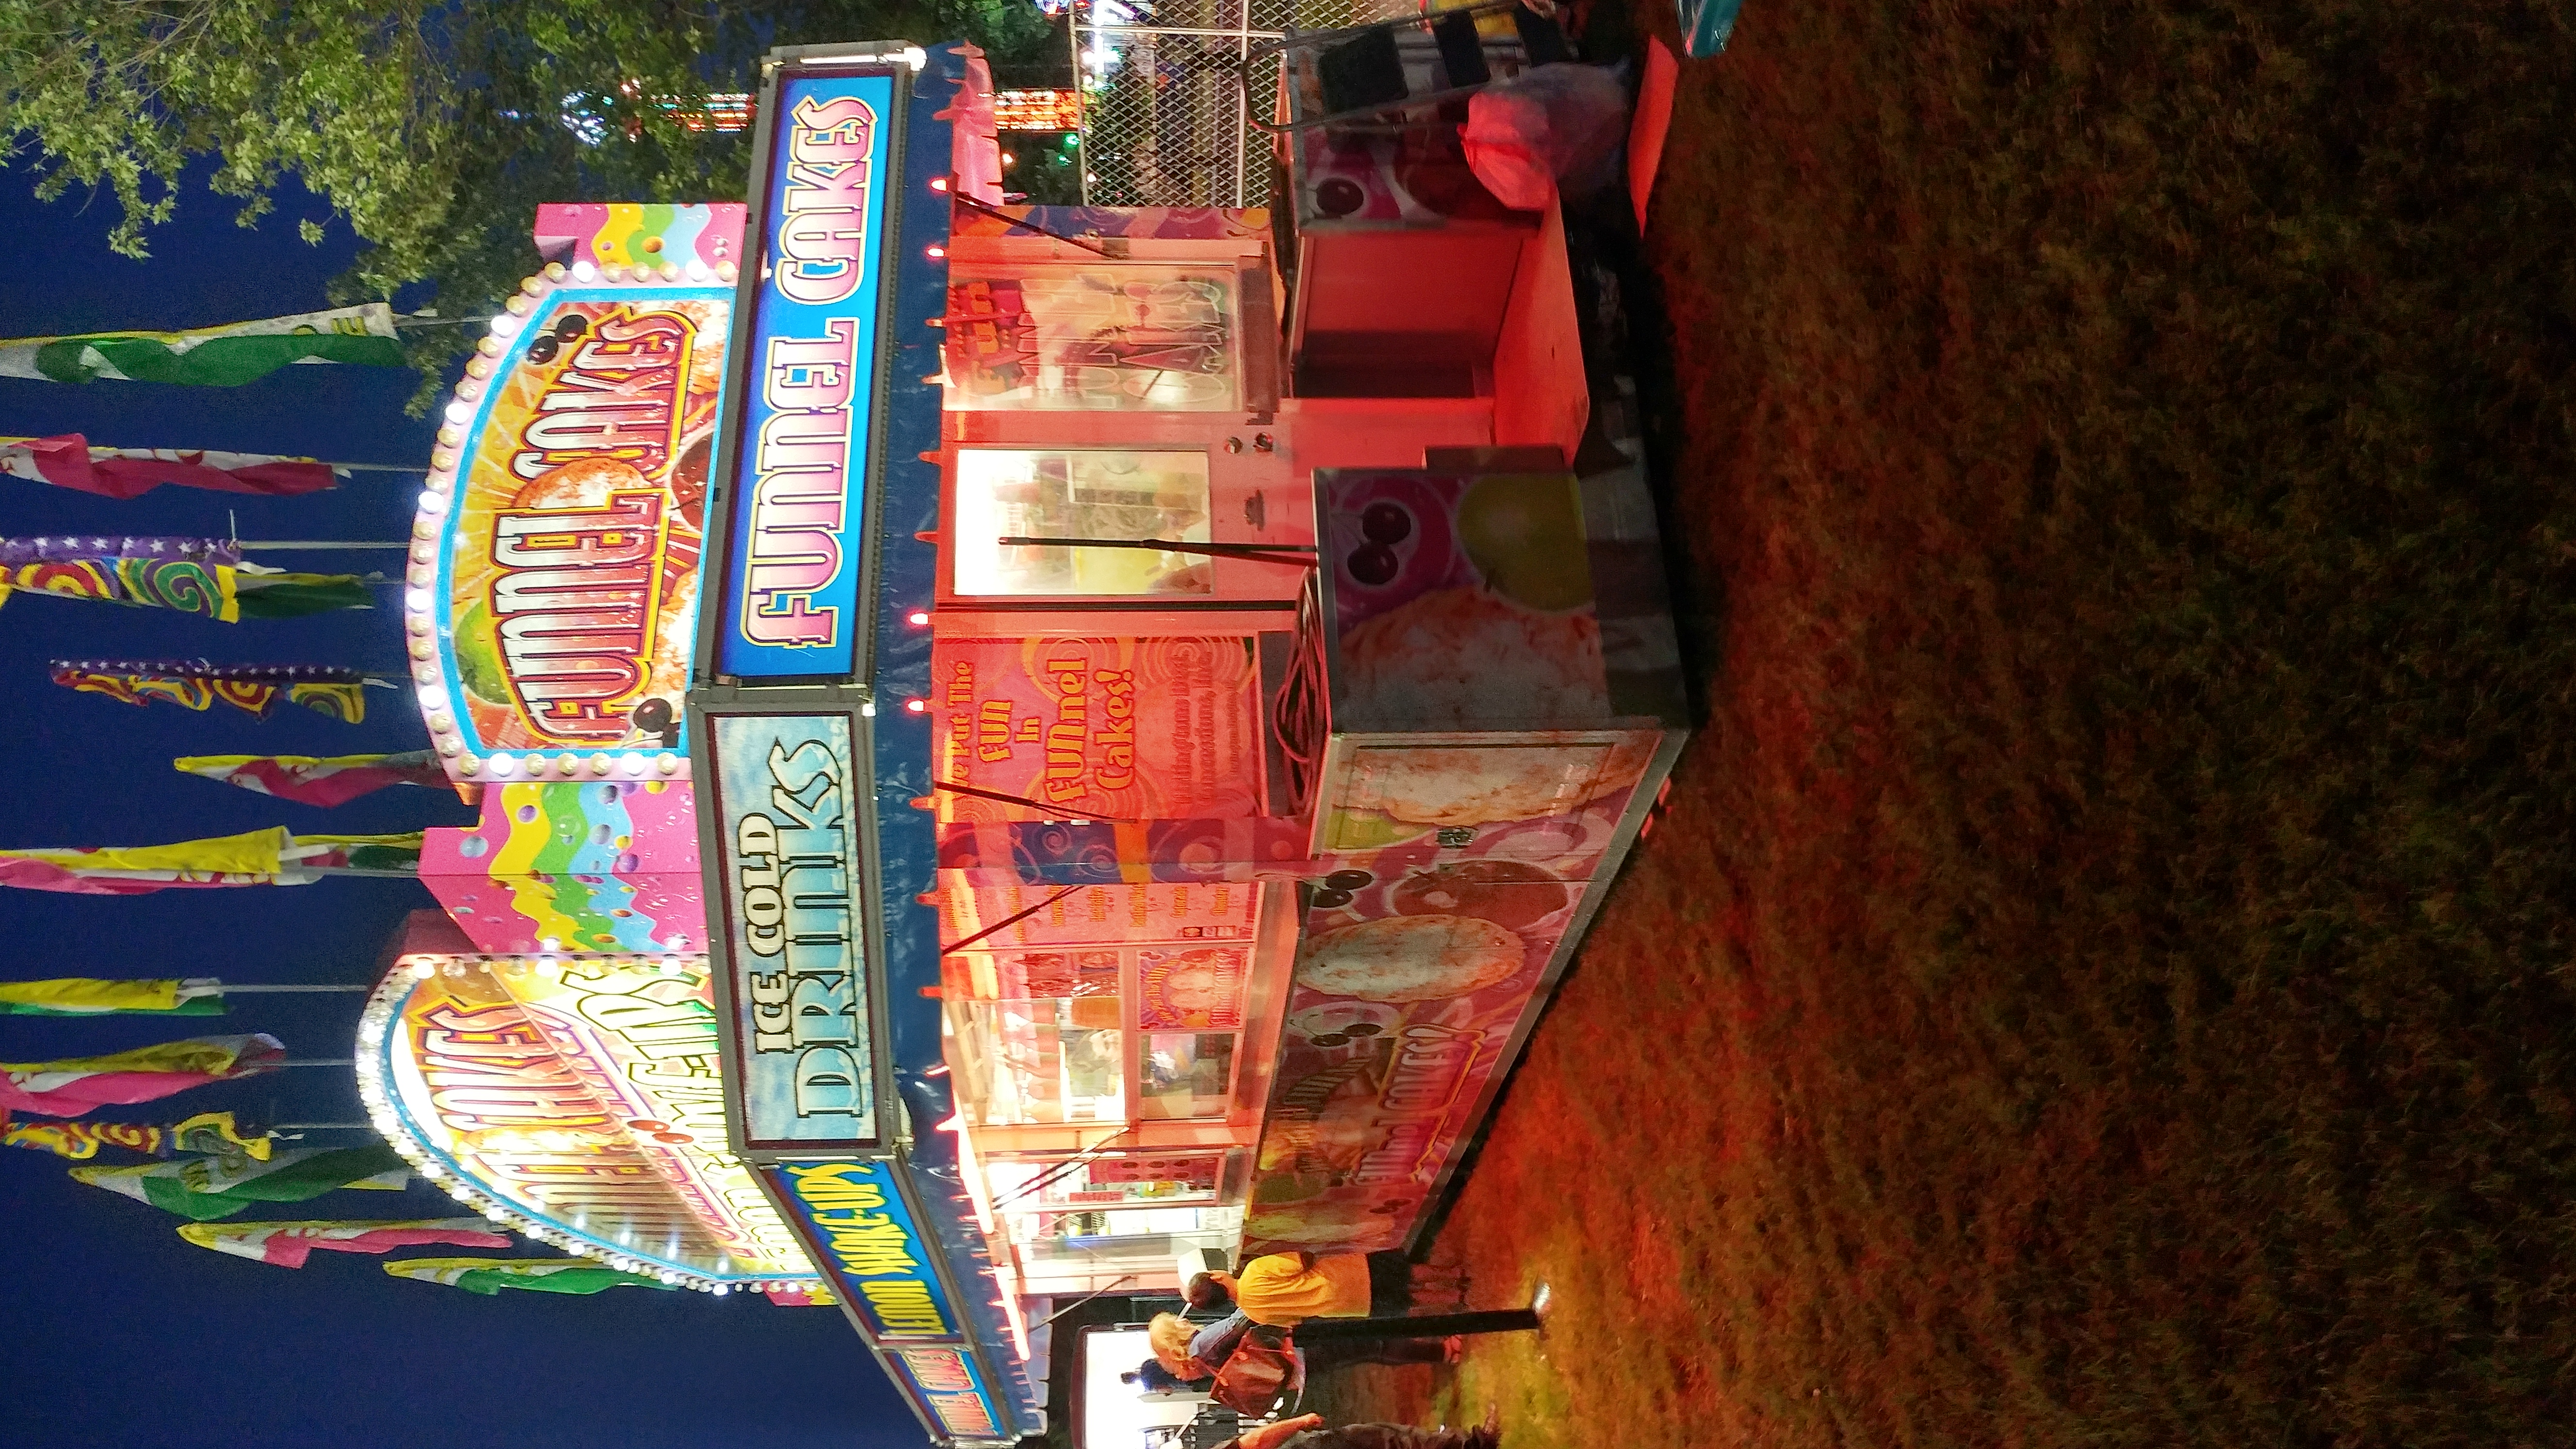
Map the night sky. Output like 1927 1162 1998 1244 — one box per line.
0 166 917 1449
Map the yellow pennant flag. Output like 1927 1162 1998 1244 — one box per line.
0 977 225 1016
1 826 287 877
2 1110 271 1161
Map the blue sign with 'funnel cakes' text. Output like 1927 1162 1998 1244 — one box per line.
717 65 901 678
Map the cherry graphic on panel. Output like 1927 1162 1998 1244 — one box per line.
1360 502 1413 544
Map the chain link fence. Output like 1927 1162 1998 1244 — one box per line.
1069 0 1410 208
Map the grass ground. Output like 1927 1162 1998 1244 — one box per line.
1322 1 2576 1446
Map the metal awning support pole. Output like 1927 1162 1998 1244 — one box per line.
1037 1275 1142 1330
1072 1 1092 206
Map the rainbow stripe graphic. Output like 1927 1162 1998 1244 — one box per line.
489 783 670 952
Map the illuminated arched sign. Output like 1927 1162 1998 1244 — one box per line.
358 951 821 1292
409 270 736 785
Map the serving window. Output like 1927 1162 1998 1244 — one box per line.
945 263 1244 413
945 945 1247 1130
951 448 1213 598
987 1151 1227 1219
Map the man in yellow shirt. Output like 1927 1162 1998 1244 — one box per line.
1196 1250 1467 1326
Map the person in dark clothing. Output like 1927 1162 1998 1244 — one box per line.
1186 1271 1238 1313
1152 1310 1463 1380
1303 1336 1460 1373
1124 1359 1209 1394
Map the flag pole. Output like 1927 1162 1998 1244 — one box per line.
299 866 422 879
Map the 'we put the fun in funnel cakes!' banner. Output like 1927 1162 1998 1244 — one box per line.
929 635 1265 823
409 261 739 784
1247 466 1675 1255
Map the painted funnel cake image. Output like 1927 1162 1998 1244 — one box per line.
443 290 729 758
1295 914 1529 1002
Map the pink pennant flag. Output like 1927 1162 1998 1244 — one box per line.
178 1218 512 1268
0 856 187 895
0 1034 285 1116
0 827 299 895
1 435 336 499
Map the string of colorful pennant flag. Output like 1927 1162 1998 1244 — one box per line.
0 302 694 1304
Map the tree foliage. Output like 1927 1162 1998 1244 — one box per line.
0 0 1057 406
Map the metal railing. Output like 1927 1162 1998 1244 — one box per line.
1068 0 1408 208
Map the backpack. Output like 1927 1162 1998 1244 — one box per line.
1210 1323 1301 1416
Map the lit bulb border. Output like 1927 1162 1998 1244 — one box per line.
406 257 742 786
357 950 827 1296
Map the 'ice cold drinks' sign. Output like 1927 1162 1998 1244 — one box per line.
710 712 878 1147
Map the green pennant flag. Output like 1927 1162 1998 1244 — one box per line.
384 1256 682 1296
233 572 377 619
0 305 405 386
71 1143 408 1221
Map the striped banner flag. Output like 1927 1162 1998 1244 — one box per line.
1 1110 270 1161
0 826 422 895
1 435 336 499
0 305 404 386
0 977 225 1016
178 1218 511 1268
0 535 370 622
74 1144 409 1221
